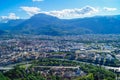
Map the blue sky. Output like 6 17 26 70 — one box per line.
0 0 120 20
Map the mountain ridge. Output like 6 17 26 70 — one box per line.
0 13 120 35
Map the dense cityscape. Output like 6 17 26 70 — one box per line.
0 34 120 80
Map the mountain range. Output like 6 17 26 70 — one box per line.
0 13 120 35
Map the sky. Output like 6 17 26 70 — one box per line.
0 0 120 20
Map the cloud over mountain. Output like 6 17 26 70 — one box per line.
1 13 19 20
43 6 99 18
20 6 40 16
0 13 20 23
20 6 99 18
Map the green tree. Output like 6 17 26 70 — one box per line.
0 72 10 80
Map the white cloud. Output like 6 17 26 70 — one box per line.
20 6 40 16
32 0 43 2
1 13 19 20
103 7 117 11
0 13 20 23
20 6 99 18
43 6 99 18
